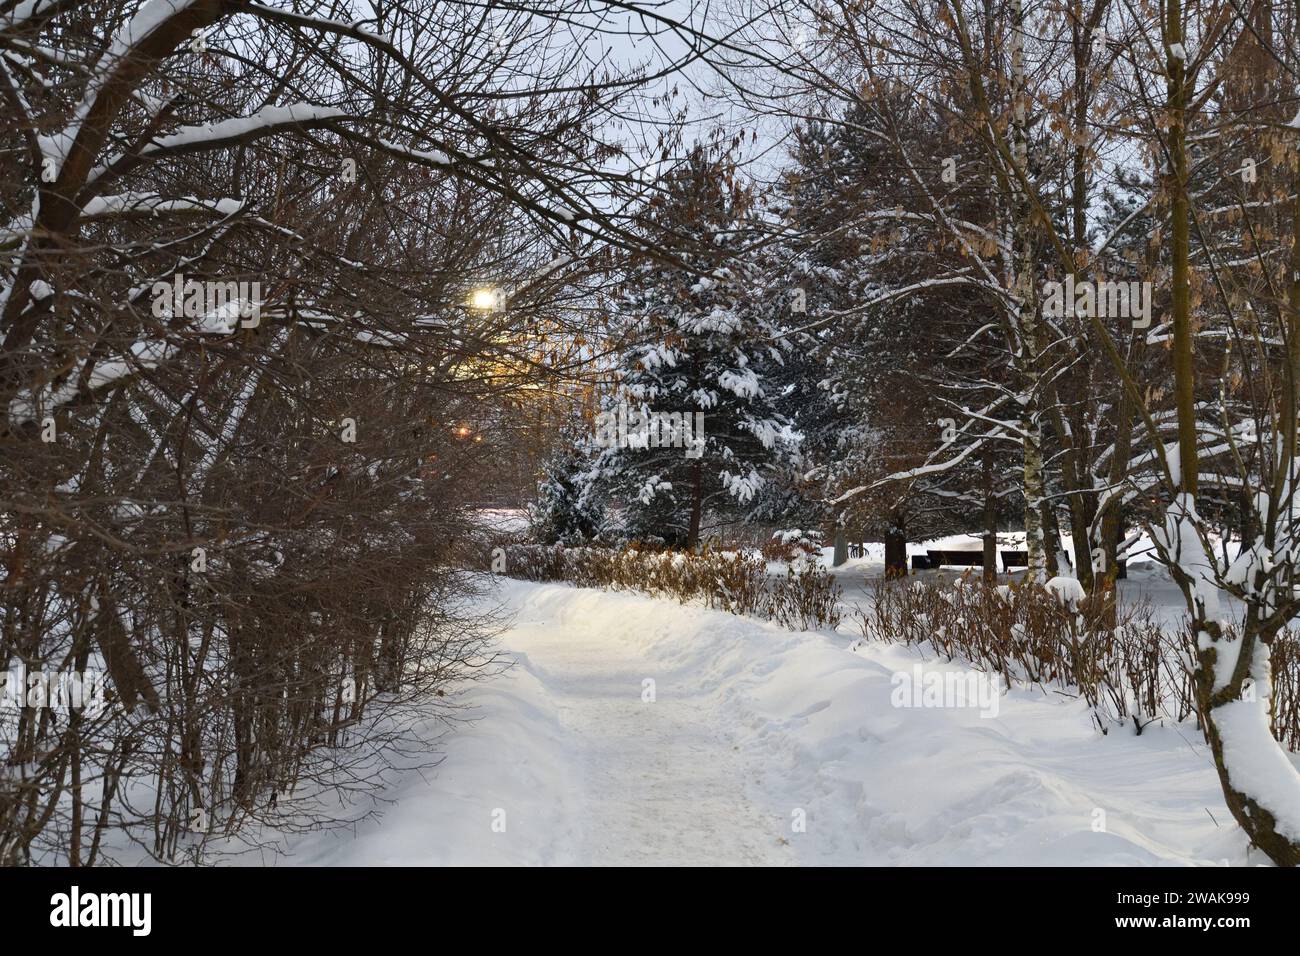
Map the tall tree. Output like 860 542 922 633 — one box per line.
585 148 789 548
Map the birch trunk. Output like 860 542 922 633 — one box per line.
1167 0 1300 866
1010 0 1046 581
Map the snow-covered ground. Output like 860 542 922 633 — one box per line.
266 570 1279 867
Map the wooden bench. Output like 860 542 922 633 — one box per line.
1001 550 1028 574
1000 549 1127 578
913 546 1129 578
927 549 985 569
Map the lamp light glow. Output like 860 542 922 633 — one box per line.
469 288 499 310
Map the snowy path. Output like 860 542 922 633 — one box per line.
504 606 791 865
271 575 1268 867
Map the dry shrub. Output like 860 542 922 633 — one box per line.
1273 633 1300 751
760 538 798 562
769 562 843 630
861 574 1193 734
707 551 773 617
492 544 840 629
760 530 822 563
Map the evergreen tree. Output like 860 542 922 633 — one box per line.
529 416 603 545
583 148 790 548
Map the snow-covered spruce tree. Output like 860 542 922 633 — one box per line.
585 148 789 549
530 416 603 545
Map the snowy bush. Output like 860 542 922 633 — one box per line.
768 562 842 630
861 576 1194 735
491 544 840 629
760 529 823 562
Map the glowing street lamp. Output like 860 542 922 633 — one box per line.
468 287 501 311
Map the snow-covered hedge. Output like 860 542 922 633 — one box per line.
862 576 1187 735
862 575 1300 746
491 544 841 630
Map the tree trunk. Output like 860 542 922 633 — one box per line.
982 446 997 582
687 458 703 551
1167 0 1300 866
1062 5 1096 594
884 520 907 579
1067 492 1094 590
1101 379 1134 585
69 715 82 867
1010 0 1046 582
1166 0 1197 498
832 527 848 566
1099 309 1141 623
1041 500 1061 577
1194 618 1300 867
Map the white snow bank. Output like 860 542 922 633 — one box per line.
246 650 585 866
